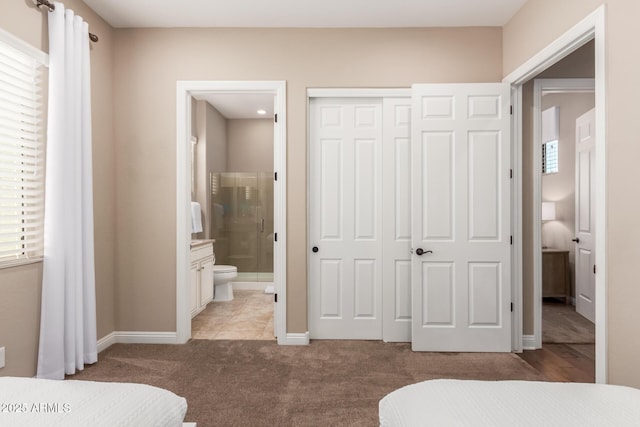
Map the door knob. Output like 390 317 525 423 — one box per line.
571 238 580 243
415 248 432 256
312 246 319 253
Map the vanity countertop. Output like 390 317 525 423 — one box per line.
190 239 215 249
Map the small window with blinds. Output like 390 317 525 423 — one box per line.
542 140 559 174
541 106 559 175
0 31 47 267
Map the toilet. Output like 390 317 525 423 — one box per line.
213 265 237 301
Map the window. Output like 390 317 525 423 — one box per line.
0 31 48 267
542 140 559 174
541 105 559 174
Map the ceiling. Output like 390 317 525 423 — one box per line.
193 93 275 120
83 0 527 28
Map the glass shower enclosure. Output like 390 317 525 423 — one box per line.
210 172 273 284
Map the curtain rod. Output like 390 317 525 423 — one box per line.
36 0 99 43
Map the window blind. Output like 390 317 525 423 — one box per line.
0 36 47 265
542 140 559 174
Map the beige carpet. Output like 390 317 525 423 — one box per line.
542 301 595 344
72 340 544 427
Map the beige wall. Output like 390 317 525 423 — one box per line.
112 27 503 333
0 1 116 376
506 0 640 387
519 42 594 334
227 119 274 172
541 92 595 296
503 0 603 76
206 104 228 175
0 264 42 376
193 101 227 239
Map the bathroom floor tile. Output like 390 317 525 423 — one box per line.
191 290 274 341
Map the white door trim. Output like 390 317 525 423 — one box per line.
176 80 288 345
307 88 411 98
511 85 523 353
504 5 607 383
532 78 595 350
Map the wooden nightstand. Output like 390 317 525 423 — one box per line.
542 249 571 304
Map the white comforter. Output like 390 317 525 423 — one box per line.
0 377 187 427
379 379 640 426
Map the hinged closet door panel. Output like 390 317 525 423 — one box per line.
411 84 512 352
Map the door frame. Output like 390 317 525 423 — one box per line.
532 78 595 349
503 5 607 383
176 80 287 344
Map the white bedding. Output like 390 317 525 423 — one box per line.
0 377 187 427
379 379 640 427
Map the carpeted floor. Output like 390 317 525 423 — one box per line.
542 300 595 344
72 340 544 427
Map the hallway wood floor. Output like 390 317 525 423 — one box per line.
517 343 595 382
516 299 596 383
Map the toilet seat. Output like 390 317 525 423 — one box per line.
213 265 237 273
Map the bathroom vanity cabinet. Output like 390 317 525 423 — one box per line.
190 240 215 318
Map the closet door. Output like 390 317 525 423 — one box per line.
309 98 383 339
410 83 512 352
382 98 412 342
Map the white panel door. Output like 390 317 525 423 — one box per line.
309 98 383 339
411 83 512 352
382 98 412 342
575 108 596 323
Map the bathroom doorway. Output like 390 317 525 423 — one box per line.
192 94 275 339
176 81 287 344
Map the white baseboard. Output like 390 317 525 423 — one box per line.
97 332 117 353
278 331 309 346
232 281 272 291
97 331 178 353
98 330 307 352
522 335 538 350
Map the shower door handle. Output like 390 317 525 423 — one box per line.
261 218 264 232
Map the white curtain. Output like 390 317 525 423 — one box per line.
37 2 97 380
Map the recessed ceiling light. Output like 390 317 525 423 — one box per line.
257 109 267 115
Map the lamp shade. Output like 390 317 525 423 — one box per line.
541 202 556 221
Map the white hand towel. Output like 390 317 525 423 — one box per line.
191 201 203 233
